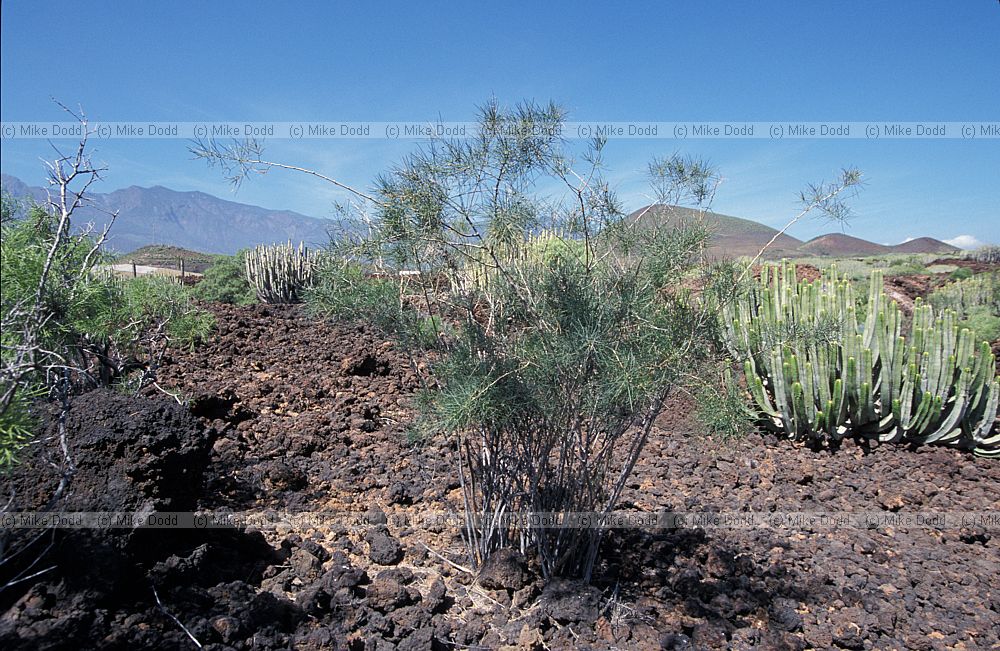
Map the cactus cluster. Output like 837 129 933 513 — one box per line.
927 271 999 317
244 241 318 304
967 245 1000 264
722 261 999 456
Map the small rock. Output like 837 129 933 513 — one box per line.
366 529 404 565
831 621 866 649
368 571 416 612
660 632 693 649
212 437 237 456
289 548 321 578
397 626 435 651
263 461 307 491
211 615 241 643
424 577 448 613
390 604 432 636
302 628 334 647
769 599 803 632
691 622 727 647
364 507 388 526
478 549 530 592
540 578 601 624
297 538 330 562
386 481 412 506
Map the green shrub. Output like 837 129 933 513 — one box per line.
310 102 718 580
962 307 1000 343
927 271 998 316
1 205 112 352
115 276 216 350
887 255 927 276
197 99 862 580
307 261 401 329
949 267 972 280
927 272 999 342
2 200 214 464
0 385 44 469
693 365 757 439
2 203 113 462
193 252 256 305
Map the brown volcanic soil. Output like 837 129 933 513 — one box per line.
881 273 957 315
929 258 1000 274
2 303 999 650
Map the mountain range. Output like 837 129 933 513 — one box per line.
2 173 960 258
1 173 332 255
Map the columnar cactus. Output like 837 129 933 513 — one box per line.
244 241 318 304
723 261 999 456
927 271 999 317
968 245 1000 264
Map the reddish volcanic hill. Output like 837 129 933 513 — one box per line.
798 233 891 257
890 237 960 254
628 205 804 259
626 205 961 259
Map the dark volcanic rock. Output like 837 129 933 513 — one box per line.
366 527 405 566
1 389 214 600
540 579 601 624
478 548 530 592
367 570 419 613
770 598 804 632
4 302 996 650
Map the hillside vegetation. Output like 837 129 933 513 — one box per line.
115 244 216 273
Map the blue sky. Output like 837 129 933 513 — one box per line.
2 1 997 246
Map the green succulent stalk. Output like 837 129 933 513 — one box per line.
722 261 999 456
245 241 318 304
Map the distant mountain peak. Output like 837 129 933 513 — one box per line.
1 173 332 255
628 204 803 259
891 237 959 254
798 233 890 256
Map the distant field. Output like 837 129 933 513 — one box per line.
786 252 956 280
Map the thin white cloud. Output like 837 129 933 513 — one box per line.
943 235 986 250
